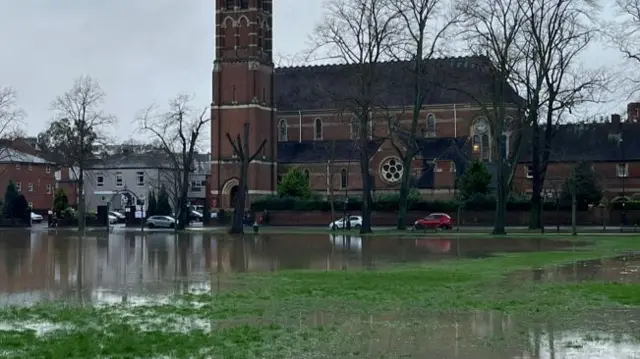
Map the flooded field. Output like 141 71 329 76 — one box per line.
0 229 637 358
0 230 582 306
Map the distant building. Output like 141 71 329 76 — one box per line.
0 148 55 211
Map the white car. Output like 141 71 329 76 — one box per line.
146 215 176 228
329 215 363 230
108 214 118 224
30 212 43 223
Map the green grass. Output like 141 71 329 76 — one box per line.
3 235 640 358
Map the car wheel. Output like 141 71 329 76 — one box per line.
440 224 451 230
169 223 175 229
148 223 155 228
354 224 361 230
414 223 424 230
331 225 337 231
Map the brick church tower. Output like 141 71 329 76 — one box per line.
210 0 276 208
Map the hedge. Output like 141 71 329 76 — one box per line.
250 194 582 212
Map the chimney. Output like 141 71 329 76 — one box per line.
611 114 621 127
628 102 640 123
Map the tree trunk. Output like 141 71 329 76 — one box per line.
230 162 248 234
396 174 410 230
493 162 507 235
571 181 577 236
530 192 542 229
359 153 373 234
78 168 85 231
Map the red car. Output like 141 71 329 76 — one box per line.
414 213 454 230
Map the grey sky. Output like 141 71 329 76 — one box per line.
0 0 630 139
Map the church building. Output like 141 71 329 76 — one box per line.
209 0 525 208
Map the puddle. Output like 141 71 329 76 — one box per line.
0 232 582 306
509 254 640 283
0 321 66 336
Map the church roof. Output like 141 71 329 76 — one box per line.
277 139 384 163
274 56 523 112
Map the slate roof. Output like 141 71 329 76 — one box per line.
277 139 384 163
519 122 640 163
0 148 53 164
274 56 523 112
412 137 470 189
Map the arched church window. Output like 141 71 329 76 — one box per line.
314 118 323 140
278 119 287 141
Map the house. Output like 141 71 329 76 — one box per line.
0 148 55 210
83 151 210 212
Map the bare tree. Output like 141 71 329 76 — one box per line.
138 94 209 230
308 0 402 234
39 76 115 230
0 87 25 169
610 0 640 93
521 0 606 229
387 0 461 229
458 0 529 234
226 122 266 234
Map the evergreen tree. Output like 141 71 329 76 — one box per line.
13 195 29 220
156 186 172 216
456 160 492 200
53 188 69 216
147 190 157 217
277 168 312 198
3 181 19 219
562 161 602 207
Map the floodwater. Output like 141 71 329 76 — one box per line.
0 230 636 358
0 230 581 306
509 254 640 284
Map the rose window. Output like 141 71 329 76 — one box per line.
380 157 403 183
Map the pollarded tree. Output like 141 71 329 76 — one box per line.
277 168 312 198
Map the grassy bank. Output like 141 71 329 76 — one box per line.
2 236 640 358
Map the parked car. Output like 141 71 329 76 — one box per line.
414 213 454 230
146 215 176 228
329 215 363 230
109 211 126 222
30 212 43 223
108 214 118 224
189 210 203 222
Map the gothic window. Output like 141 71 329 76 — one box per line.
257 24 263 47
225 0 235 10
473 117 491 161
278 119 287 141
481 134 490 160
340 169 348 189
314 118 323 140
380 157 404 184
240 0 248 9
426 113 436 137
472 135 481 154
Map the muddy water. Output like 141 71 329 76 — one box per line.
0 230 580 306
509 254 640 284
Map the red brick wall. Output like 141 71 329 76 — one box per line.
262 209 606 226
0 163 55 210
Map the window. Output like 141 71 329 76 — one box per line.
46 184 52 194
15 164 20 171
116 172 123 187
340 169 348 189
27 164 32 171
136 171 145 187
472 135 481 153
45 165 51 174
501 133 509 159
481 134 490 160
278 119 288 141
225 0 235 10
426 113 436 137
96 175 104 187
617 163 629 178
314 118 323 140
526 165 533 179
28 183 33 192
16 182 21 192
240 0 248 8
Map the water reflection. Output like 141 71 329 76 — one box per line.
0 232 579 306
509 254 640 284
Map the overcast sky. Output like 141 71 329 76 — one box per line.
0 0 630 139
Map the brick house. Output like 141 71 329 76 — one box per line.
515 108 640 201
209 0 522 208
0 148 56 211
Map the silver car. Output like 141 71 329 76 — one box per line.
146 215 176 228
